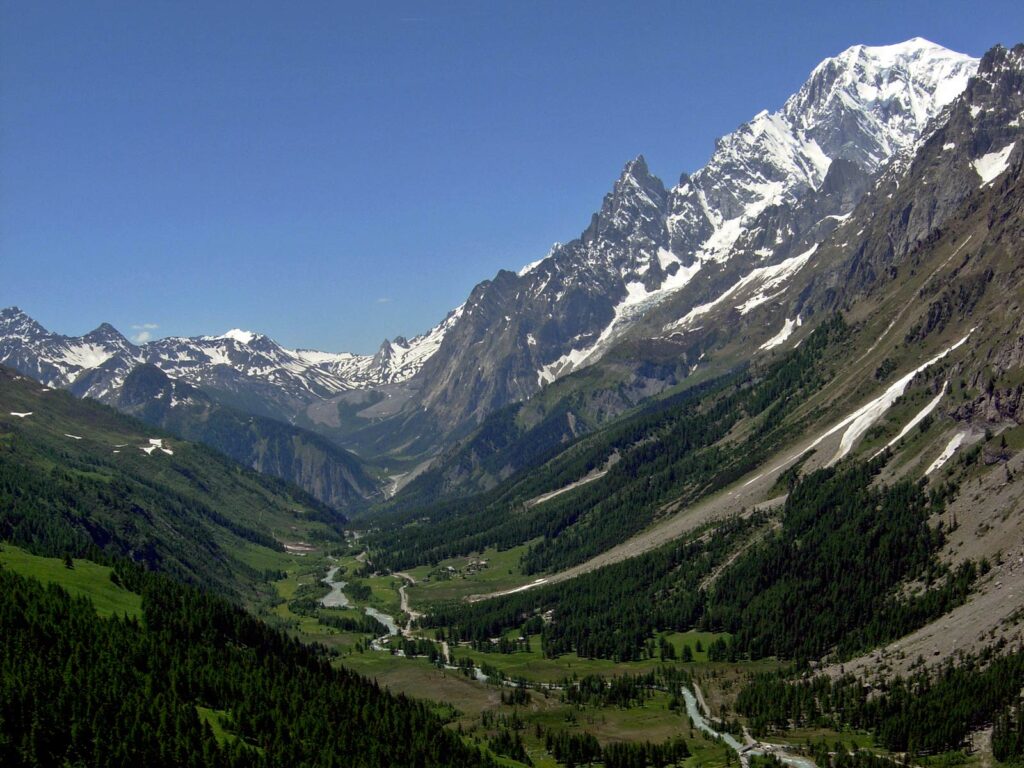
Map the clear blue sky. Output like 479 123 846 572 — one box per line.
2 1 1020 352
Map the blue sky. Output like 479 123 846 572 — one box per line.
2 1 1020 353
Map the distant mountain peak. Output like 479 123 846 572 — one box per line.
621 154 651 178
0 306 51 340
84 322 129 344
220 328 257 345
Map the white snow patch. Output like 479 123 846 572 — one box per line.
537 254 703 385
943 142 956 152
64 434 83 440
148 438 164 447
926 432 967 475
518 258 544 276
501 578 549 596
58 342 118 371
871 382 947 458
221 329 256 345
518 245 558 277
667 245 817 332
759 316 802 351
202 346 234 366
140 446 157 455
973 143 1015 187
742 472 765 488
9 412 32 418
826 332 972 464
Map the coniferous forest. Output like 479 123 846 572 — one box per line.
423 457 975 664
0 562 490 768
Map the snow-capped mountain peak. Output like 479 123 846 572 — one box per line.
402 39 982 420
522 39 980 387
668 38 978 264
782 37 978 170
0 307 461 409
219 328 258 345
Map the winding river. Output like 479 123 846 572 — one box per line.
364 606 400 636
320 565 400 636
681 687 816 768
320 566 351 608
321 563 816 766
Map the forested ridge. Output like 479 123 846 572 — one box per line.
423 457 974 663
0 559 492 768
0 368 344 600
424 515 757 661
375 367 735 516
738 644 1024 756
117 363 379 511
703 460 975 660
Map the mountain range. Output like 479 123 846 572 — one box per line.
3 38 1005 499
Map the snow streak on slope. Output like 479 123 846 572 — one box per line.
665 245 818 333
823 332 972 464
926 432 968 474
537 254 702 386
872 382 948 458
760 316 802 351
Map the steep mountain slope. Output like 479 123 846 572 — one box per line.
394 42 1020 506
0 366 345 600
367 48 1024 689
398 39 977 437
110 364 380 509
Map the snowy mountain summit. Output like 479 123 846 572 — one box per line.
407 39 979 425
668 38 977 263
0 306 457 414
0 39 987 449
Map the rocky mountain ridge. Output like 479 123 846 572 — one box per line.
0 38 992 468
0 305 456 415
401 38 979 434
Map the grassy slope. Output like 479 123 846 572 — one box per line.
0 543 142 619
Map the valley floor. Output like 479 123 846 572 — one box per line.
246 537 1010 768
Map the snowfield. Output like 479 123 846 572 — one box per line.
825 332 972 464
973 142 1016 186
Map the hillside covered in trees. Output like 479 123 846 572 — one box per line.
0 367 345 601
423 458 976 663
0 559 491 768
